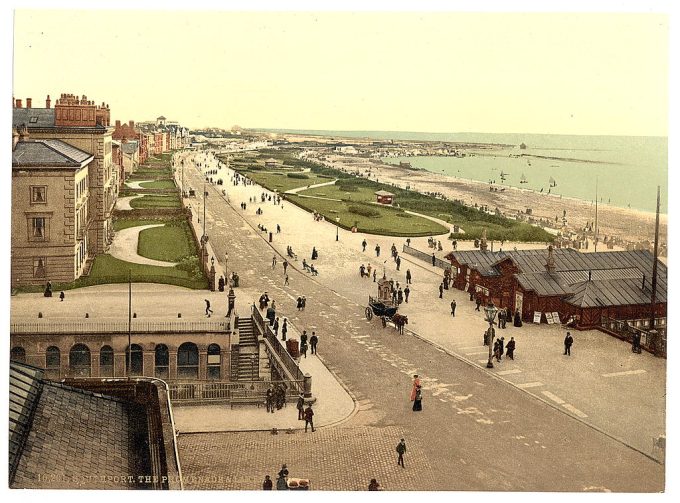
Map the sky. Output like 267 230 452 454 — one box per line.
9 4 670 136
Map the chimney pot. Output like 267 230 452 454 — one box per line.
115 120 121 128
15 99 22 108
46 95 51 108
26 98 32 108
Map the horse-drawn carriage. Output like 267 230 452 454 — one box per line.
364 276 408 333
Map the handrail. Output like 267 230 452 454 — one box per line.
10 320 230 334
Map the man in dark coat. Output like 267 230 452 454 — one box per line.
439 283 444 299
564 332 574 356
310 332 318 354
450 300 457 317
296 394 305 420
431 253 436 266
396 439 406 468
404 285 410 303
263 475 273 490
514 310 523 327
304 404 315 432
506 337 516 360
406 269 412 284
282 318 288 341
498 308 505 328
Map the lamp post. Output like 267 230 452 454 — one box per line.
336 217 340 241
225 251 229 283
202 182 207 240
484 301 499 369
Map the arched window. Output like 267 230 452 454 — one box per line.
100 345 114 377
125 344 144 376
45 346 61 379
69 344 91 377
177 342 198 379
11 347 26 364
155 344 169 379
207 343 221 380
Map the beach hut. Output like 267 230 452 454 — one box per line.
375 190 395 205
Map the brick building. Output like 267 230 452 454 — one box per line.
13 94 117 260
11 127 92 286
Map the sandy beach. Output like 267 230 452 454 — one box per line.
313 152 667 252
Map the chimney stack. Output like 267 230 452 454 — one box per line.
26 98 32 108
18 124 29 142
545 245 556 274
642 274 646 290
12 127 20 151
115 120 121 128
15 99 22 108
588 270 592 281
46 95 51 108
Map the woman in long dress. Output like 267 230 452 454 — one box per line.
412 386 423 411
410 374 421 401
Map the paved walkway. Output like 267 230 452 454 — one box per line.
284 179 337 194
108 224 177 267
124 179 152 189
114 195 143 211
173 351 355 433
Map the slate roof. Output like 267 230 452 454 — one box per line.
375 190 395 197
448 248 667 308
122 141 139 155
12 139 93 168
9 361 145 489
13 108 55 128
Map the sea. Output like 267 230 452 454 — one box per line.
259 129 668 214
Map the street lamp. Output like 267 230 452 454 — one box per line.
336 217 340 241
225 251 229 282
484 301 499 369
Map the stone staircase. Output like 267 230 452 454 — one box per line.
236 317 260 381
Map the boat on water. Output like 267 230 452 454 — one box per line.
549 176 557 188
500 170 508 181
520 173 528 184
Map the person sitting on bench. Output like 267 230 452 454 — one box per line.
310 264 319 276
302 259 311 272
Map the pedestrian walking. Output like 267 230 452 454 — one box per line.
278 464 289 479
296 394 305 420
375 244 381 257
412 386 423 411
564 332 574 356
396 256 401 271
284 274 289 286
404 285 410 303
450 299 457 317
300 340 308 358
362 239 367 252
497 308 505 328
297 297 303 311
266 386 274 413
59 291 65 302
397 287 403 305
475 297 482 311
272 255 277 268
205 299 213 317
431 253 436 266
396 439 406 468
513 309 523 327
493 339 501 362
276 475 288 490
406 269 412 284
310 332 318 354
499 337 505 360
282 318 288 341
439 283 444 299
301 296 306 310
277 224 281 233
273 317 280 337
506 337 516 360
410 374 421 401
262 475 273 490
283 259 288 274
304 404 315 432
373 269 377 282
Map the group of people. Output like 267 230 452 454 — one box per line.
492 336 517 361
265 383 288 413
295 395 316 432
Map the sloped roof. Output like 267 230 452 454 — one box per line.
122 141 139 155
10 361 146 489
12 139 93 168
375 190 395 197
13 108 55 128
565 278 665 308
447 250 510 276
9 363 44 480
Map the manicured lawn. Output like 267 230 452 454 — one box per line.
80 254 206 289
137 222 195 262
138 180 177 189
114 218 166 231
129 194 182 209
243 170 335 193
286 194 448 236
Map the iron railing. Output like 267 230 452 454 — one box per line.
10 319 230 335
600 316 667 357
402 245 451 269
168 379 302 403
252 307 304 382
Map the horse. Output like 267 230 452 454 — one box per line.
392 314 409 334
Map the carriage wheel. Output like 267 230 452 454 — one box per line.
365 307 373 320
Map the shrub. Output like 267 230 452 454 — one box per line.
287 173 309 179
348 205 381 218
